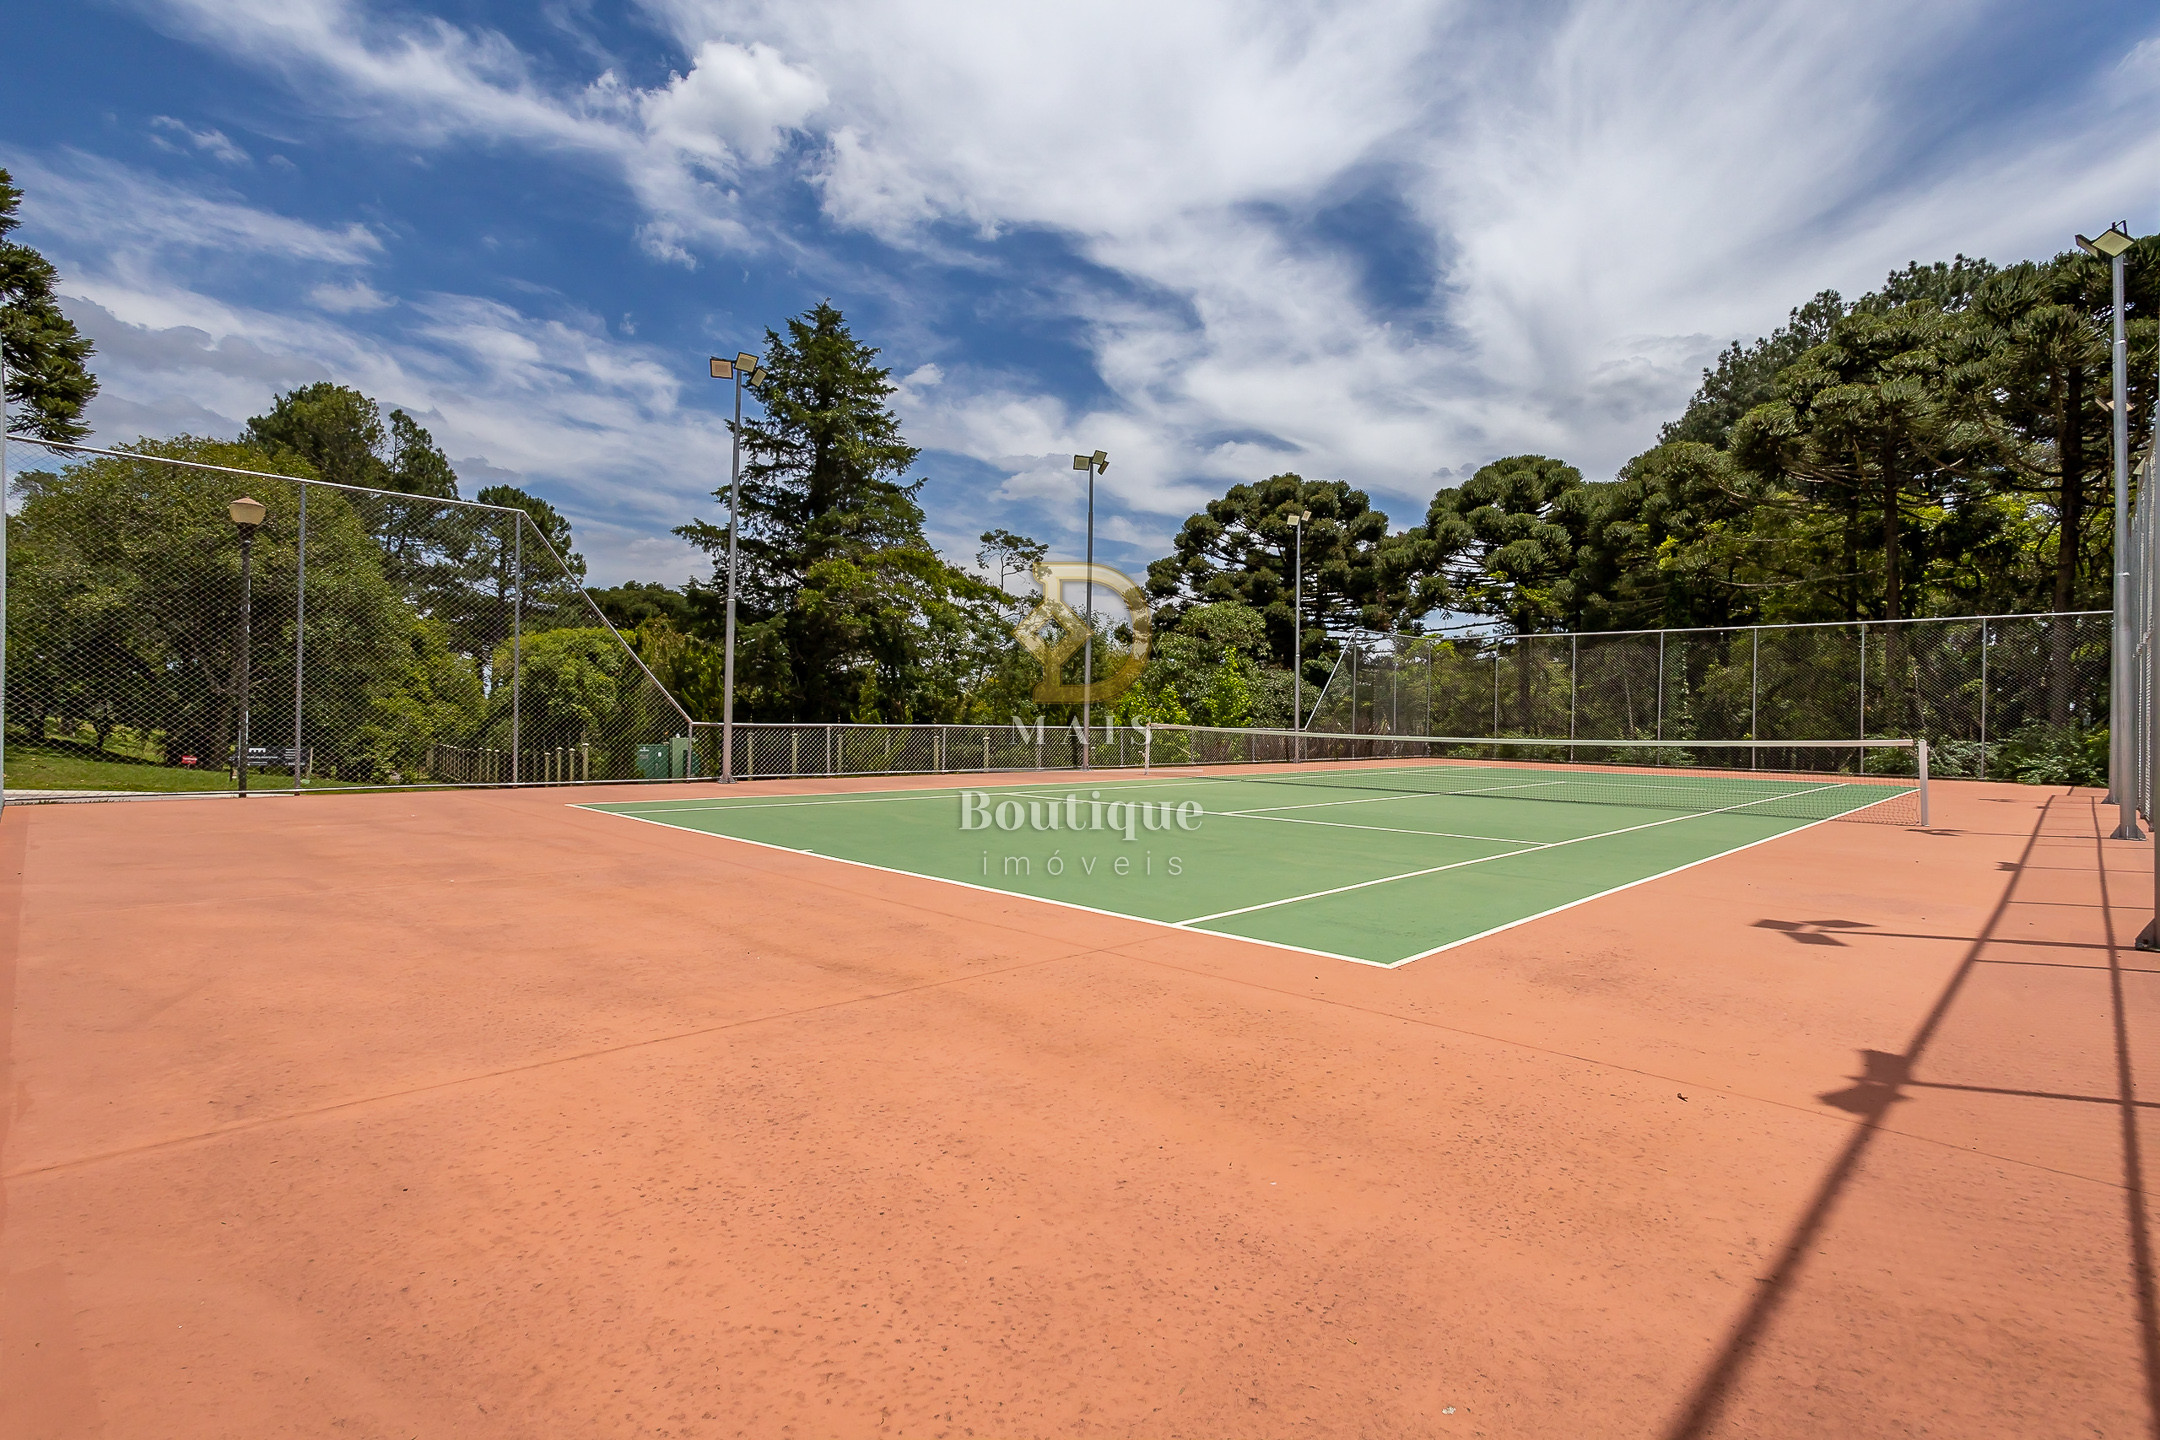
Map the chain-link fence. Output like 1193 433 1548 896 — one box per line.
689 719 1156 781
0 438 2126 801
3 439 691 798
1305 612 2111 781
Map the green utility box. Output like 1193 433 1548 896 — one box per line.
637 736 695 779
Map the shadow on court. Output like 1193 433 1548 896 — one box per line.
1663 794 2160 1440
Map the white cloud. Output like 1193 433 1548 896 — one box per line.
308 280 397 313
20 157 724 584
637 40 824 168
149 116 251 165
87 0 2160 568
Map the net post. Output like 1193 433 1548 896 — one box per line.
1917 738 1930 828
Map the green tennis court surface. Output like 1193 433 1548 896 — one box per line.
581 763 1917 967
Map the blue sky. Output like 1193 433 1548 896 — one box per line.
5 0 2160 588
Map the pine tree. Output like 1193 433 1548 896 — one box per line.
0 168 99 442
676 302 999 721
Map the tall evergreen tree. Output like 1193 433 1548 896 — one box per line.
675 302 1003 721
0 168 99 442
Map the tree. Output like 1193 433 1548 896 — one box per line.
589 580 693 632
0 168 98 441
1411 455 1597 633
977 528 1047 597
245 383 459 498
6 437 406 773
673 302 1005 720
1661 291 1844 449
1146 472 1407 683
1731 301 1993 625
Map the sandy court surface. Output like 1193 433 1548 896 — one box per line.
1 774 2154 1437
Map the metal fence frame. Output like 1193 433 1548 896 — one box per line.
1299 610 2112 781
2 435 693 802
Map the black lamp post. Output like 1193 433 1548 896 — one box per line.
229 496 266 796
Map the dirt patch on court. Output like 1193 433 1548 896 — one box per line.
1 777 2152 1437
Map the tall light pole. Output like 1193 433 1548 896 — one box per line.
710 351 767 783
1291 508 1310 738
228 496 267 796
2079 224 2141 840
1070 448 1108 765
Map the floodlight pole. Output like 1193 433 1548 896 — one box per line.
1292 508 1309 755
1072 449 1107 768
726 367 742 782
2110 235 2141 839
712 352 765 783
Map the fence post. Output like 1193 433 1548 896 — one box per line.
1656 631 1666 741
1570 634 1578 740
1858 623 1866 745
1979 618 1989 779
1490 646 1499 735
1750 627 1759 768
511 515 522 784
294 480 306 793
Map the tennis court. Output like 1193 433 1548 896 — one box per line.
583 746 1922 966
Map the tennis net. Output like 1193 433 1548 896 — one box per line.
1139 725 1928 826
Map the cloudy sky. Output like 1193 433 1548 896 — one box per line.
6 1 2160 586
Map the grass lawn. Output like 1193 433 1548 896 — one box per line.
3 745 322 793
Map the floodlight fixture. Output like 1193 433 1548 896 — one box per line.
2079 224 2134 260
710 356 733 379
736 350 758 371
1072 454 1089 470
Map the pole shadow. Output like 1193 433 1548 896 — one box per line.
1661 795 2160 1440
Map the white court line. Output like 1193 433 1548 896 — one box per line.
1210 809 1544 846
1389 807 1860 965
1177 780 1850 926
1221 777 1575 815
575 804 1396 969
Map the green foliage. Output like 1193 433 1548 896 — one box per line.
492 627 631 748
6 436 405 771
672 302 1009 722
1993 721 2109 788
1202 649 1255 727
478 483 585 585
246 382 460 498
357 616 484 781
0 167 98 442
1146 473 1406 680
630 618 728 721
1411 455 1595 631
977 528 1048 597
590 580 693 631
